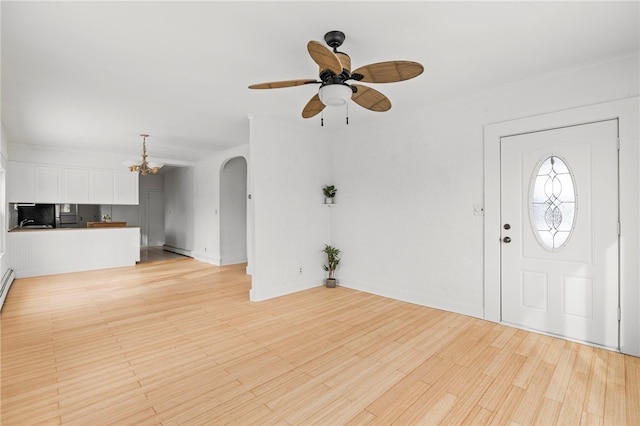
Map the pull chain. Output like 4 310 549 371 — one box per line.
319 105 351 126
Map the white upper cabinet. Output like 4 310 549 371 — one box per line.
8 161 139 205
8 162 35 202
114 171 139 205
89 170 114 204
34 166 62 203
63 168 90 203
90 170 139 205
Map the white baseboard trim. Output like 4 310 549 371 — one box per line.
250 281 321 302
342 281 485 320
193 253 221 266
220 256 248 266
163 245 192 257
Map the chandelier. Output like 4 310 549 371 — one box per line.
126 134 163 176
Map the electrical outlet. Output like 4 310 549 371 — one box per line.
299 267 303 274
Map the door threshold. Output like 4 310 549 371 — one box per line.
500 320 620 353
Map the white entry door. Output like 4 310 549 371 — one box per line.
500 119 619 349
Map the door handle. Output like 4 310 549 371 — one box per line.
503 236 511 243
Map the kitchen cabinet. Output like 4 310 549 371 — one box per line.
8 161 140 205
35 166 62 203
114 172 139 205
91 171 139 205
63 168 89 203
8 162 35 202
89 170 115 204
8 163 63 204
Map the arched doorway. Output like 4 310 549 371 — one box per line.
220 156 248 265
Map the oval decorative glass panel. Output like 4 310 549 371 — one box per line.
529 155 577 250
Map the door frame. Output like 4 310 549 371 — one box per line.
483 97 640 357
219 156 248 266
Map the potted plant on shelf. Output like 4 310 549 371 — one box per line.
322 244 341 288
323 185 337 204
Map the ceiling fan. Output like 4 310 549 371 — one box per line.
248 30 424 120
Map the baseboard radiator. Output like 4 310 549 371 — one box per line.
0 268 16 311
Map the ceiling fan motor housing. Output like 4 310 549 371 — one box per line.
324 30 346 49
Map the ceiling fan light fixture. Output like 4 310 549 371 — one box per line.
248 30 423 119
318 84 352 106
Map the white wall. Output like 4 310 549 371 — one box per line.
330 98 486 317
220 157 247 265
0 5 11 307
164 166 194 254
8 143 141 170
248 115 331 301
193 144 249 265
245 54 639 314
329 53 639 320
1 125 10 283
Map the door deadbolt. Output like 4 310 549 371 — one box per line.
503 224 511 230
503 236 512 243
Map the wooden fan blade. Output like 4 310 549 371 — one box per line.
248 79 318 89
351 84 391 112
352 61 424 83
307 40 343 75
302 93 326 118
335 52 351 73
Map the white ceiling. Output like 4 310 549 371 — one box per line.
2 1 639 163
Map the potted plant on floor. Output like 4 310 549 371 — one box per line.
323 185 337 204
322 244 341 288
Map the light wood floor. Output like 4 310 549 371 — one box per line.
1 259 639 425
